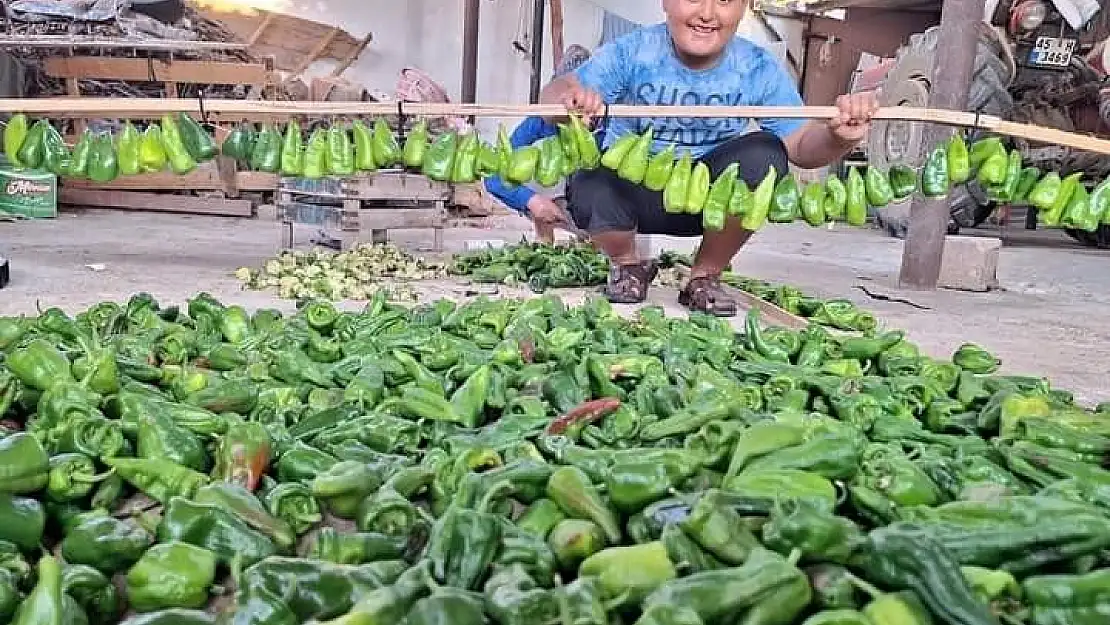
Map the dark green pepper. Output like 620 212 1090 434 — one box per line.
888 165 918 201
921 147 950 198
156 496 276 567
60 514 152 574
864 167 894 207
124 542 216 612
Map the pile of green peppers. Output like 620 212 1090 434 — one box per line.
1 288 1110 624
448 242 608 293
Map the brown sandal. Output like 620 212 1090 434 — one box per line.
678 276 738 317
603 260 658 304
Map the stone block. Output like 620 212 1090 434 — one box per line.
636 234 699 260
464 239 507 251
938 235 1000 292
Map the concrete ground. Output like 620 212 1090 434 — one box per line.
2 208 1108 405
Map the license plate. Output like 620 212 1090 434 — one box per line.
1028 37 1076 67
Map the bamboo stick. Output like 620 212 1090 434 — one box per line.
3 98 1110 155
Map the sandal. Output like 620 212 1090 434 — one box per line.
678 276 738 317
603 260 658 304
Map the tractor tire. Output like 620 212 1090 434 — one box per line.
868 25 1014 236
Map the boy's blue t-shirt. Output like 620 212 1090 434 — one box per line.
574 23 804 158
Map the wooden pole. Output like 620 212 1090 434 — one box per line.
461 0 481 105
529 0 547 104
550 0 566 72
898 0 983 289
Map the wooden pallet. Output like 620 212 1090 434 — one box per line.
276 172 452 250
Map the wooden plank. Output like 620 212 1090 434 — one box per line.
43 57 270 86
670 265 807 329
217 157 239 198
357 208 445 230
237 172 279 191
290 27 340 76
248 13 276 46
65 78 86 136
341 173 453 201
60 188 253 217
0 36 249 51
329 33 372 77
64 164 223 191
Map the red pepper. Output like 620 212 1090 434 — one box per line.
213 421 272 492
518 338 535 364
545 398 621 435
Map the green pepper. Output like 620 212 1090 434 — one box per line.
808 564 861 610
0 493 45 552
969 136 1003 167
211 420 271 492
763 500 864 564
679 489 761 565
641 547 810 624
176 113 217 162
221 122 254 161
601 133 637 170
888 165 918 201
303 128 329 179
724 468 838 511
102 457 209 503
304 527 409 565
644 144 676 191
579 540 678 606
663 151 693 214
41 123 71 176
724 178 753 219
86 133 119 183
1087 177 1110 225
262 481 321 535
617 129 653 185
426 482 510 590
350 119 375 171
864 167 894 207
3 113 27 167
769 173 801 222
554 123 580 176
15 119 47 169
952 342 1000 373
996 149 1023 202
423 132 458 182
1013 166 1041 202
138 126 167 173
921 147 949 198
844 166 867 226
45 453 110 503
67 130 93 178
160 114 197 175
61 514 152 574
279 119 304 176
861 590 933 625
571 114 600 169
1062 181 1099 231
801 181 828 226
978 148 1008 186
395 120 427 169
136 404 209 472
701 163 736 229
821 174 847 221
125 542 216 612
802 610 873 625
194 482 294 550
546 465 621 544
451 131 480 184
1028 171 1062 212
0 433 49 494
947 134 971 183
1023 568 1109 625
853 523 1001 625
156 496 276 567
312 460 384 519
12 555 63 625
371 118 402 167
62 564 121 625
546 518 604 571
327 124 355 176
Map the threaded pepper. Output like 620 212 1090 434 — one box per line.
278 119 304 176
978 148 1008 186
1062 180 1098 231
845 166 867 226
769 173 801 222
403 119 429 169
87 133 119 183
701 163 736 230
350 119 375 171
1089 177 1110 224
302 128 329 179
571 114 600 169
326 124 354 176
801 181 828 226
67 129 93 178
371 118 401 167
423 131 458 182
160 114 197 175
921 147 950 198
888 165 918 201
1028 172 1062 212
617 128 653 184
948 134 971 183
601 133 637 170
664 151 693 214
1013 166 1041 202
452 131 480 184
864 167 894 207
557 122 580 175
176 113 216 162
644 144 676 191
15 119 47 169
41 122 71 176
535 136 565 187
685 161 711 214
3 113 27 167
220 123 254 162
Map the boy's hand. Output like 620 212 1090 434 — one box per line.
827 91 880 144
527 195 570 227
559 85 605 125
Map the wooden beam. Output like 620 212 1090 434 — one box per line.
248 13 277 46
60 188 254 216
551 0 566 71
898 0 982 290
291 27 340 76
329 33 372 77
44 57 271 86
0 36 249 51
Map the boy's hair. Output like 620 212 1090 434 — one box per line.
554 45 592 78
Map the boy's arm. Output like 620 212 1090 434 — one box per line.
540 39 631 123
482 117 553 214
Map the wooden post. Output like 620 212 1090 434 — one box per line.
897 0 983 289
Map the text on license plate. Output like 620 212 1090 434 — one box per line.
1029 37 1076 67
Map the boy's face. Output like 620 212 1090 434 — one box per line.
663 0 746 64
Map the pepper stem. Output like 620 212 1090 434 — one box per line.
844 572 884 600
476 480 515 513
